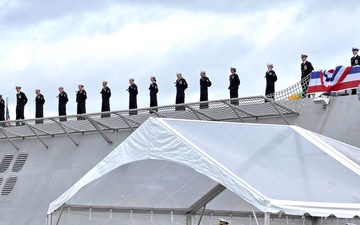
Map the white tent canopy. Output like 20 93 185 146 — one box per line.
47 117 360 218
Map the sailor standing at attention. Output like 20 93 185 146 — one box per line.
57 86 68 121
199 71 212 109
0 95 5 125
100 81 111 117
149 76 158 109
228 67 240 105
15 86 28 126
35 89 45 124
128 78 138 115
264 63 277 99
175 73 188 111
76 84 87 119
351 47 360 66
350 47 360 95
300 54 314 98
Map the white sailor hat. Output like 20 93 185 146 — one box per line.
352 47 359 51
15 86 21 89
78 84 84 87
129 78 134 81
219 218 229 224
301 54 308 58
58 86 64 89
102 80 108 83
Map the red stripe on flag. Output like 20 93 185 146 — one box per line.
308 85 327 93
330 80 360 91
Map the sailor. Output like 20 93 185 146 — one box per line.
0 95 5 125
228 67 240 105
15 86 28 126
57 86 68 121
265 63 277 99
149 76 158 110
76 84 87 119
175 73 188 111
100 81 111 117
35 89 45 124
199 71 212 109
300 54 314 98
127 78 138 115
351 47 360 66
219 218 229 225
350 47 360 95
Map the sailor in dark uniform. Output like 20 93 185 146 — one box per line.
350 47 360 95
35 89 45 124
175 73 188 111
15 86 28 126
0 95 5 126
351 47 360 66
76 84 87 120
127 78 138 115
199 71 212 109
300 54 314 98
57 86 68 121
149 76 158 111
100 81 111 117
228 67 240 105
265 63 277 99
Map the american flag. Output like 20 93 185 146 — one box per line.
5 97 10 127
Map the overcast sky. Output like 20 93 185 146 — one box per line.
0 0 359 119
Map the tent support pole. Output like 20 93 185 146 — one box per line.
264 212 270 225
45 214 52 225
250 205 260 225
186 213 192 225
197 204 206 225
55 204 65 225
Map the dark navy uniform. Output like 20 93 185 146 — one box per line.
265 69 277 98
100 86 111 117
175 77 188 110
351 55 360 66
76 89 87 118
228 73 240 105
200 76 212 109
149 82 158 108
35 93 45 124
58 91 68 121
301 61 314 79
16 91 28 125
128 83 138 115
350 48 360 94
301 56 314 97
0 97 5 124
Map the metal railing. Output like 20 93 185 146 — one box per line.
0 77 309 149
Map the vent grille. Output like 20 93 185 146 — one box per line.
1 176 17 196
0 177 3 186
12 153 28 172
0 154 14 173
